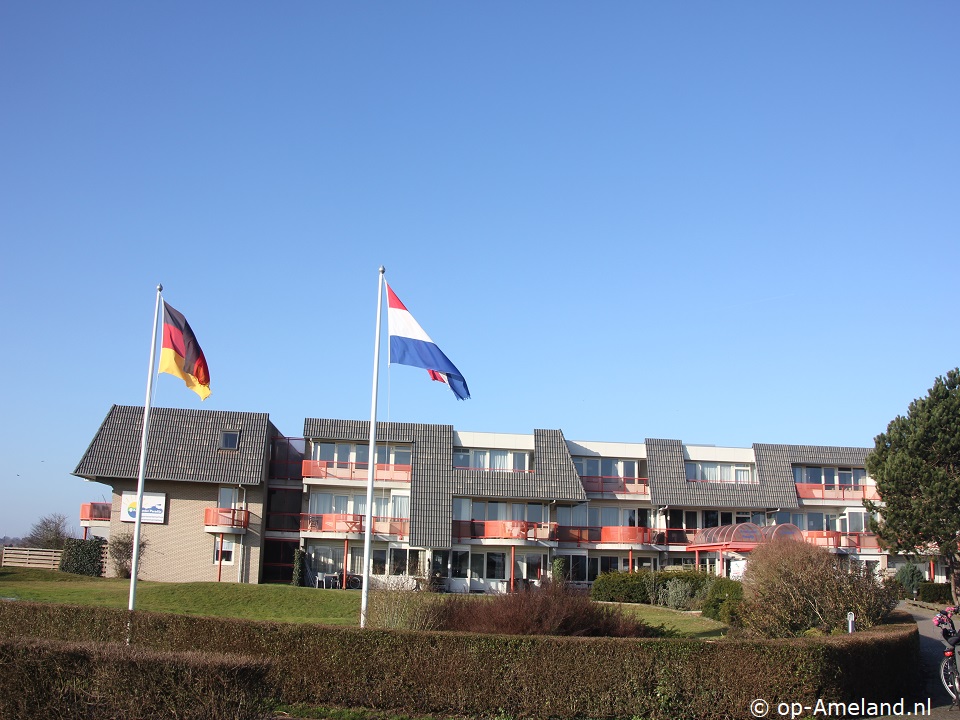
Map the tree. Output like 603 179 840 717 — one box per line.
23 513 74 549
865 368 960 600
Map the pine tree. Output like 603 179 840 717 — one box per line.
865 368 960 600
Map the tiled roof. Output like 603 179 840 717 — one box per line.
647 438 800 509
73 405 275 485
754 444 870 492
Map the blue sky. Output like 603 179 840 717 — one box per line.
1 3 957 538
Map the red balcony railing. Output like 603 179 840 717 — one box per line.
802 530 880 549
80 502 111 522
300 513 409 539
204 507 250 529
599 526 655 543
301 460 412 482
795 483 880 501
580 476 650 495
452 520 556 541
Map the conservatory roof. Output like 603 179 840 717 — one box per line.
688 522 804 552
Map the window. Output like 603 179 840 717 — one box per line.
794 465 869 488
556 504 588 526
470 552 484 580
453 448 531 472
452 498 470 521
486 552 506 579
524 553 543 580
686 462 757 484
391 495 409 519
219 431 240 451
266 488 301 531
306 544 343 575
389 548 407 575
574 457 643 478
555 554 587 582
311 441 413 468
218 486 239 509
432 550 449 578
372 549 387 575
451 550 469 578
213 535 234 564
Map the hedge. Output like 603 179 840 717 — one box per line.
0 602 921 720
591 569 715 607
59 537 106 577
919 582 953 605
0 636 271 720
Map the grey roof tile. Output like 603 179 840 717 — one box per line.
73 405 275 485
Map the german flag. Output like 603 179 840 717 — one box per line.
159 301 211 400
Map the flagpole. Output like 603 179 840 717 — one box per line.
128 284 163 615
360 266 385 628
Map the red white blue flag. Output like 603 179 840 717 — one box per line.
386 283 470 400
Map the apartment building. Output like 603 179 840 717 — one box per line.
74 405 897 588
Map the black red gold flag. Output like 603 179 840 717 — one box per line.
159 301 211 400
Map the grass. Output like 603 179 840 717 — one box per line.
616 600 727 638
0 567 359 624
0 567 726 636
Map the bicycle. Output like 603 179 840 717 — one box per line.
933 606 960 702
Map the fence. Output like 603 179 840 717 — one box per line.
1 547 63 569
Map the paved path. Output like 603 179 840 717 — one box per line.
877 603 957 719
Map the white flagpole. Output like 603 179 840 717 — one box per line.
360 266 385 628
128 283 163 615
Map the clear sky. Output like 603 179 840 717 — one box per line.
1 3 957 538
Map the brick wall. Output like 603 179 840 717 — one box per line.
106 481 264 584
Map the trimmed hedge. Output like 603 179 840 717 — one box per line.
0 602 921 720
591 569 715 608
0 636 271 720
919 582 953 605
59 537 106 577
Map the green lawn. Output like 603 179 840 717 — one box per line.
0 567 727 636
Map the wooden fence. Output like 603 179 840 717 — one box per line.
1 547 63 569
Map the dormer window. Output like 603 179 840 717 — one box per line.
220 431 241 451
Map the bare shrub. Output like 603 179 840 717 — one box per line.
366 589 442 632
739 539 897 637
108 530 148 579
432 580 660 637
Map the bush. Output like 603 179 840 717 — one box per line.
0 601 921 720
919 582 953 605
108 530 148 579
591 570 655 603
291 548 306 587
739 539 898 637
591 569 714 610
429 580 660 637
59 537 106 577
701 577 743 624
894 563 925 598
0 637 271 720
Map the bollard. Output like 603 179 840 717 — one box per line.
847 611 855 633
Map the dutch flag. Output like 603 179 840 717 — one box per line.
386 283 471 401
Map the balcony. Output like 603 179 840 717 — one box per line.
79 502 111 524
599 526 656 543
300 513 409 539
203 507 250 534
579 476 650 496
795 483 881 502
452 520 557 541
301 460 411 483
802 530 881 550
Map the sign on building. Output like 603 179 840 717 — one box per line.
120 491 167 524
